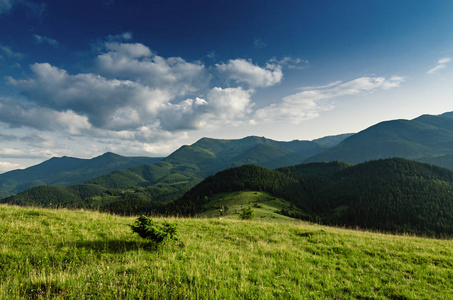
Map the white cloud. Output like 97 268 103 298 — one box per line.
0 146 73 162
0 45 23 60
0 97 91 134
0 161 21 173
7 63 174 129
255 76 404 124
4 54 254 146
33 34 59 47
268 57 308 70
438 57 451 64
427 57 451 74
96 42 208 96
297 81 342 91
216 59 283 88
205 87 253 122
106 32 133 42
156 87 253 131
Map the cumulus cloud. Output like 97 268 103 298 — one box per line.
154 87 253 131
427 57 451 74
0 97 91 134
4 44 256 146
96 42 208 95
6 39 304 147
216 59 283 88
205 87 253 122
33 34 59 47
7 63 177 129
5 36 264 142
255 76 404 124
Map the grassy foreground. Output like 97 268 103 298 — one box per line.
1 204 452 299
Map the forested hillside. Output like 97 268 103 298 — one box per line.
2 135 341 212
170 158 453 237
306 112 453 167
0 152 162 198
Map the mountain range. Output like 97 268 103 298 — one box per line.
0 153 162 199
1 134 351 211
307 111 453 164
2 111 453 236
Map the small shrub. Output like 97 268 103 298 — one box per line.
240 205 255 220
129 215 178 244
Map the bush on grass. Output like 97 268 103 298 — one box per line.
240 205 255 220
130 215 178 244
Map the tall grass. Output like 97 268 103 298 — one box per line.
1 204 452 299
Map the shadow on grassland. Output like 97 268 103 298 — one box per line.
69 239 159 253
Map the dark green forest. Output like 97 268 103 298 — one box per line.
167 158 453 237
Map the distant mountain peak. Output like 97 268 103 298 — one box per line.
98 152 122 158
440 111 453 118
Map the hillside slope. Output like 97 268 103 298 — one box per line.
2 135 347 212
0 152 162 198
170 159 453 237
85 136 337 190
2 205 452 299
306 112 453 166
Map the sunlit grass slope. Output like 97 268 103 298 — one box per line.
197 190 303 221
1 204 452 299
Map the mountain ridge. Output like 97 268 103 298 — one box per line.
0 153 162 198
305 112 453 164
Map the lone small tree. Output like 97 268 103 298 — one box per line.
240 205 255 220
130 215 178 244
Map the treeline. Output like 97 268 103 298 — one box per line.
1 184 107 208
0 182 187 215
164 158 453 237
307 159 453 237
161 165 307 216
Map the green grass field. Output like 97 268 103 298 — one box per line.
1 203 452 299
198 191 303 221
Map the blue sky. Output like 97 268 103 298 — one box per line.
0 0 452 172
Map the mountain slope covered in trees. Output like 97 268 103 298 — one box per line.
1 135 344 211
170 158 453 237
0 153 162 198
306 112 453 165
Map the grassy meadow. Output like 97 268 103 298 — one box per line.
198 191 304 221
1 203 452 299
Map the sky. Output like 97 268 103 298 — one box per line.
0 0 452 173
